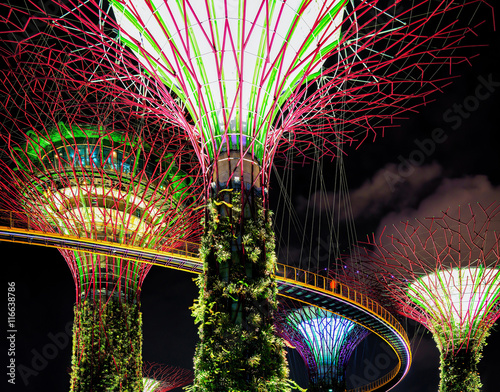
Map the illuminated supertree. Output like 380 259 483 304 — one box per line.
142 363 194 392
0 51 202 391
357 202 500 392
275 303 369 391
0 0 494 390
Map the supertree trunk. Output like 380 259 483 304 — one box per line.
438 340 485 392
191 158 291 391
66 252 145 391
71 294 143 391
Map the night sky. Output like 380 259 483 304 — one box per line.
3 3 500 392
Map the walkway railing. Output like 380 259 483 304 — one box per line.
274 263 410 392
0 209 200 260
274 263 409 346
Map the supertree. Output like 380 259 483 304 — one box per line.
0 0 494 390
142 362 194 392
275 302 369 391
0 47 202 391
356 202 500 392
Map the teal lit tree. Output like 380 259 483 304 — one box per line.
276 304 369 391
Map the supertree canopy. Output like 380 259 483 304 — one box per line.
0 0 494 390
275 303 369 391
142 362 194 392
0 51 202 391
109 0 346 167
357 202 500 392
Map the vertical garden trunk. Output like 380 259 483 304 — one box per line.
191 155 292 391
70 256 143 392
438 342 484 392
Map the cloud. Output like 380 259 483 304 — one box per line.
290 165 500 263
376 174 500 236
349 162 442 219
295 162 443 221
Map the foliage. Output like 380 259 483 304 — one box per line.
70 298 143 391
435 327 490 392
191 190 303 391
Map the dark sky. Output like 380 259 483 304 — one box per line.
3 3 500 392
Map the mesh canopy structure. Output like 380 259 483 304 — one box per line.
275 304 369 390
0 49 202 391
1 1 493 186
110 0 346 165
0 52 202 302
408 266 500 336
357 202 500 392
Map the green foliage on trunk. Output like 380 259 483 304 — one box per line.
435 329 489 392
70 299 143 392
190 190 302 391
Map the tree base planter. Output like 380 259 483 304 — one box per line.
70 299 143 392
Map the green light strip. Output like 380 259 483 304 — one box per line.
111 0 346 162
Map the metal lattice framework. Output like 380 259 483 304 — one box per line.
357 202 500 392
0 51 203 301
1 1 493 183
0 49 203 390
0 0 494 390
275 302 369 391
142 362 194 392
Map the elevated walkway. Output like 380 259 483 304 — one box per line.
0 210 410 391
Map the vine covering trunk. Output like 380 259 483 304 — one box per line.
436 332 487 392
191 189 297 391
70 298 143 391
